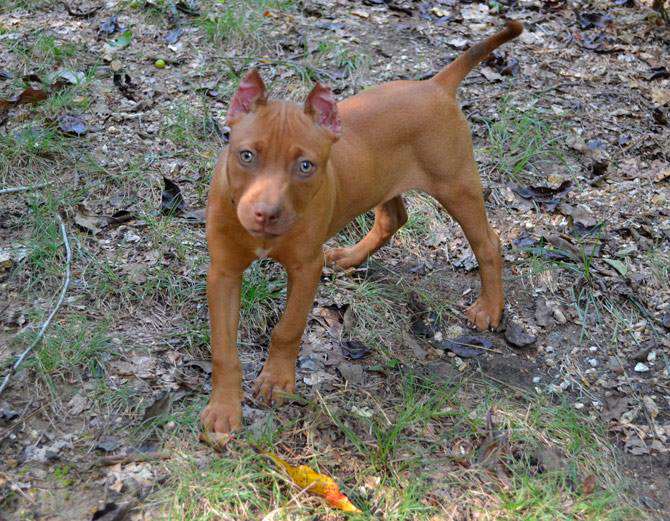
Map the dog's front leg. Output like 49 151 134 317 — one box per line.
201 266 244 434
253 255 323 405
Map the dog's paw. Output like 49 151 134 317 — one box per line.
324 247 362 270
465 297 503 331
253 359 296 406
200 399 242 434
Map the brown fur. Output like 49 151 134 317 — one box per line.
202 21 523 435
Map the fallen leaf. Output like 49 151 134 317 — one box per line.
581 474 597 495
96 436 121 452
142 392 172 422
511 180 572 211
341 339 370 360
603 258 627 277
183 207 206 224
263 452 361 513
602 396 631 422
63 1 100 18
58 114 87 136
99 15 121 36
165 27 184 44
433 334 490 358
110 30 133 49
160 177 187 215
575 11 612 29
91 501 133 521
176 0 200 15
73 205 134 234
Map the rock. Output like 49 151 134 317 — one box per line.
634 362 650 373
661 312 670 330
337 362 364 386
424 361 459 381
588 358 598 367
552 308 567 324
532 376 541 384
607 357 624 374
96 436 121 453
633 344 653 362
534 299 555 327
504 321 537 348
647 351 657 362
403 331 428 360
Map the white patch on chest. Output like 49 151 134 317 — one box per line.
255 248 271 259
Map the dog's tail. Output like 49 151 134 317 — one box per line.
432 20 523 93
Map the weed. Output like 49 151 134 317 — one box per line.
485 96 564 184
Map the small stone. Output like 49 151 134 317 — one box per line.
589 346 598 352
553 308 567 324
545 345 555 353
574 402 585 410
532 376 541 384
504 321 537 348
647 351 657 362
634 362 650 373
661 312 670 330
588 358 598 367
607 357 624 374
337 362 364 386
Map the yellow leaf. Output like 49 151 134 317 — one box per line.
264 452 361 513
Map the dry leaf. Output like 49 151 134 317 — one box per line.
264 452 361 513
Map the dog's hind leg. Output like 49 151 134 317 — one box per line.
325 196 407 270
431 165 504 331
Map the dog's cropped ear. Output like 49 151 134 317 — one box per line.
227 69 267 124
304 83 341 139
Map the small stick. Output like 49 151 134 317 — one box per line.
0 182 51 195
0 215 72 396
97 451 172 465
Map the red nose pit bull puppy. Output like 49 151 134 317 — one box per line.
202 21 523 436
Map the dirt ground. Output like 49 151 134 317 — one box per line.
1 0 669 519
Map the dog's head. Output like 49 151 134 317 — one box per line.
224 69 341 239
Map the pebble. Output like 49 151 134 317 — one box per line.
545 345 555 353
647 351 657 362
589 346 598 352
634 362 650 373
574 402 585 410
553 308 567 324
588 358 598 367
532 376 541 384
607 357 624 373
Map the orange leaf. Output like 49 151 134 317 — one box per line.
264 452 361 513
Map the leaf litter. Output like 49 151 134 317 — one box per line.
1 0 669 517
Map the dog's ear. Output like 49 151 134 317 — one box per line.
304 83 341 139
227 69 267 124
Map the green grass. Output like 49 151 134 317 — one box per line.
198 0 295 44
485 97 565 184
148 372 640 520
28 317 110 378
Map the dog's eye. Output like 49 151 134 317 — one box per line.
298 160 314 175
239 150 255 164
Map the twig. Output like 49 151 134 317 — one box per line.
0 215 71 396
97 451 172 465
0 182 51 195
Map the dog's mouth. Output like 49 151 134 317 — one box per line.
247 228 283 238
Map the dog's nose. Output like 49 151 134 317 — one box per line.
252 203 282 225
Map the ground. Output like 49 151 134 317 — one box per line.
1 0 669 519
